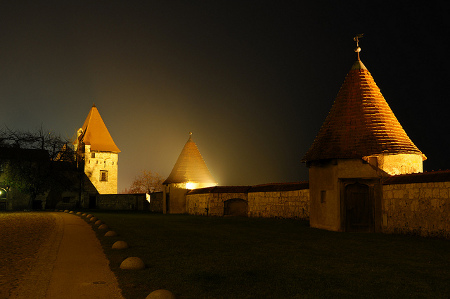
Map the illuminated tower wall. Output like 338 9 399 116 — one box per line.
74 105 120 194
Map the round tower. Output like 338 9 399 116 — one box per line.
302 37 425 232
163 132 217 213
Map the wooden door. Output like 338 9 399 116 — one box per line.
345 183 373 232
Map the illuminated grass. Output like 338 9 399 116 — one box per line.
89 212 450 299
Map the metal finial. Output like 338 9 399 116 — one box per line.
353 33 363 60
189 132 192 136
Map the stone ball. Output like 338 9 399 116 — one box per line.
69 211 74 214
98 224 108 230
90 217 98 222
112 240 129 249
105 231 117 237
82 213 87 217
76 212 82 215
64 210 69 213
120 257 145 270
95 220 102 225
86 214 92 218
146 289 176 299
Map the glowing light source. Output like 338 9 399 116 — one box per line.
0 188 6 199
185 182 197 190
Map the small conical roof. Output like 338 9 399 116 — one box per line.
163 133 216 185
302 57 425 163
77 104 120 153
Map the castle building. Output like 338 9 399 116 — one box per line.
74 104 120 197
163 132 217 213
302 39 426 232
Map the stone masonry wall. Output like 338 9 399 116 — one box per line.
84 146 119 194
248 189 310 219
186 189 310 219
186 193 210 215
97 194 148 210
186 175 450 239
382 182 450 238
186 192 248 216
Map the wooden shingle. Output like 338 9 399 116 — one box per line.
163 133 217 185
302 59 425 163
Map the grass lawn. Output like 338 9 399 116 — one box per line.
88 212 450 299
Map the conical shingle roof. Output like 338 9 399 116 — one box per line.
302 58 425 163
77 104 120 153
163 133 216 185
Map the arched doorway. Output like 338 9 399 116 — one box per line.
344 182 373 232
224 198 248 216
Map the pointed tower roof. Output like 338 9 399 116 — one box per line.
77 104 120 153
302 42 425 163
163 133 216 185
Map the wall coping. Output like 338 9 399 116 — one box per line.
383 170 450 185
187 181 309 195
249 181 309 192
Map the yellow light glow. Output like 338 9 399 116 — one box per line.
185 182 197 190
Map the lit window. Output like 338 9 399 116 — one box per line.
100 170 108 182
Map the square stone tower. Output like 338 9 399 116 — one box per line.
74 104 120 194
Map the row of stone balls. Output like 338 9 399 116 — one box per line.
60 210 176 299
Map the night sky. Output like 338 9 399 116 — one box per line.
1 1 449 192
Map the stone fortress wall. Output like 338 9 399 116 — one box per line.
247 184 310 219
381 171 450 238
185 172 450 238
186 183 310 220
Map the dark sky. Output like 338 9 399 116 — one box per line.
1 1 449 191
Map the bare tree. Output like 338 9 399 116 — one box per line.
125 170 164 194
0 126 77 207
0 126 74 161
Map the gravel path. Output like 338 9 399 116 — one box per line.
0 211 123 299
0 212 57 299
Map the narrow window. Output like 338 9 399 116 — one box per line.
320 190 326 203
100 170 108 182
91 153 95 158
